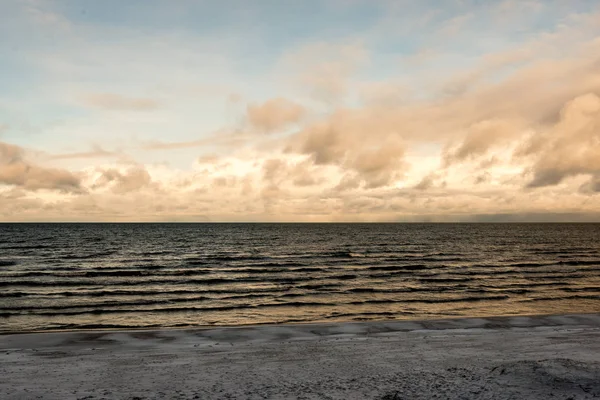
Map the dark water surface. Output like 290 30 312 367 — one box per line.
1 223 599 332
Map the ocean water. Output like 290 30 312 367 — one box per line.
1 223 599 332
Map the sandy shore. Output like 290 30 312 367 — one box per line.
2 314 600 399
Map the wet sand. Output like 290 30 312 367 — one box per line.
2 314 600 399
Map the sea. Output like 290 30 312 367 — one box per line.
1 223 599 333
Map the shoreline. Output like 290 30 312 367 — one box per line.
0 312 600 341
2 313 600 399
3 311 599 337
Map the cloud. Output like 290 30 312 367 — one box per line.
440 46 535 97
141 130 247 151
261 157 323 188
246 98 305 132
23 0 71 30
276 30 600 194
0 141 82 193
79 93 160 111
279 41 368 102
443 119 523 165
286 115 406 188
3 1 600 221
414 173 446 191
0 142 23 164
525 93 600 188
438 13 474 37
93 166 152 194
141 139 211 151
580 175 600 194
358 82 409 106
50 145 119 160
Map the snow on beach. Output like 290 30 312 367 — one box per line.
1 314 600 399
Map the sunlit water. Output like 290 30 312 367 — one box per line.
1 223 599 332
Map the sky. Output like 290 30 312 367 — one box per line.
1 0 600 222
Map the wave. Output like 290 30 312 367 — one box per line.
324 311 405 320
1 270 159 278
0 272 366 287
0 322 176 332
0 301 337 317
0 287 286 298
3 270 594 291
207 266 325 274
344 286 533 295
405 256 464 262
3 298 206 311
82 269 213 277
366 265 429 271
11 281 596 300
295 283 342 290
557 260 600 266
532 250 596 255
0 260 17 267
0 264 171 274
417 277 474 283
347 295 510 305
187 254 271 263
128 250 177 256
184 259 217 266
0 293 514 318
482 282 572 289
508 262 556 268
322 251 366 258
520 295 600 302
0 293 269 311
450 267 600 278
61 251 116 260
7 263 599 281
111 260 169 266
0 244 54 250
560 286 600 293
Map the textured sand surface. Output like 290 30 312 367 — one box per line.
1 314 600 399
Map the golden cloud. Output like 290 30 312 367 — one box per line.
246 98 305 133
93 166 153 194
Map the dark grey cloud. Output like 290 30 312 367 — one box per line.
0 141 82 192
287 120 406 188
579 175 600 194
524 93 600 189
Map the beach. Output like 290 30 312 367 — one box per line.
2 313 599 399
